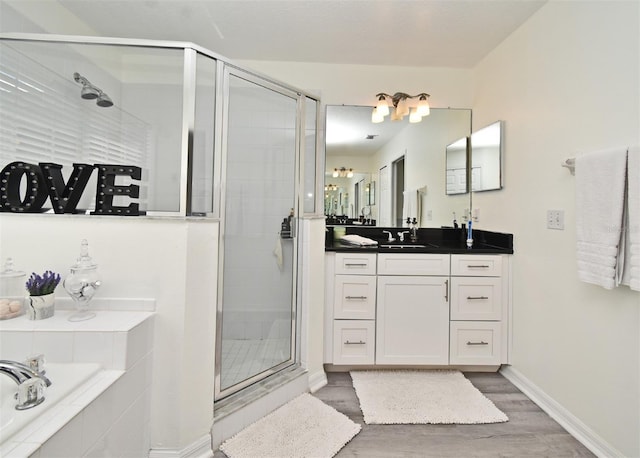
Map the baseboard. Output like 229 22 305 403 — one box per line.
307 369 328 393
148 434 213 458
500 365 623 458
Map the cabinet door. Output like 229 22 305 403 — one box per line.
450 321 502 365
334 275 376 319
335 253 377 275
450 277 502 320
451 255 502 276
333 320 375 365
376 275 450 365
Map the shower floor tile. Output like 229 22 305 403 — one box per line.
220 338 291 390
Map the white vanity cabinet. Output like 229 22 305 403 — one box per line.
376 254 450 365
449 255 507 365
325 250 511 369
330 252 377 365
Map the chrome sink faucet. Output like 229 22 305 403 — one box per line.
397 231 410 242
382 230 395 242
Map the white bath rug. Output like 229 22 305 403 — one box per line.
219 393 361 458
350 369 508 425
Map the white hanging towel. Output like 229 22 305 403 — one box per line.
575 147 628 289
402 188 421 226
273 235 283 271
625 146 640 291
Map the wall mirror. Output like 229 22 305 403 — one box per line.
325 105 471 228
471 120 503 192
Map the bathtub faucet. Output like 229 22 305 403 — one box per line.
0 359 52 410
0 360 52 387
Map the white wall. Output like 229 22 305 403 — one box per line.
0 215 218 452
244 4 640 455
472 2 639 456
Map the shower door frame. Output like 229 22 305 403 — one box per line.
213 64 305 401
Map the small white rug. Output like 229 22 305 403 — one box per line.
219 393 361 458
350 370 508 425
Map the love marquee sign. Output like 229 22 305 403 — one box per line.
1 161 144 216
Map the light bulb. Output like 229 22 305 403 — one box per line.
417 95 430 117
409 108 422 123
396 97 409 118
376 96 390 117
371 107 384 123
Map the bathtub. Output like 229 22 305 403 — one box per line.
0 363 102 446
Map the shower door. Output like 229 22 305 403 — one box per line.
215 69 300 400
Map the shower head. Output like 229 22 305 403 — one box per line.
81 84 100 100
73 72 113 107
96 91 113 107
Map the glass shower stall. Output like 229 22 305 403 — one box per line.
0 33 320 402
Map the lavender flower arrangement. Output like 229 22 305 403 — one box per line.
25 271 61 296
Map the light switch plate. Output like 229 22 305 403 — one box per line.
547 210 564 230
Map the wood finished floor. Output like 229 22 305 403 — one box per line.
215 371 595 457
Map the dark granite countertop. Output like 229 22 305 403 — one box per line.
325 226 513 255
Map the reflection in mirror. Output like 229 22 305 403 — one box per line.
445 137 469 195
325 105 471 227
471 120 503 192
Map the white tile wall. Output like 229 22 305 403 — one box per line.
0 311 154 457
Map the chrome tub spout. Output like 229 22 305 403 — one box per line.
0 360 52 386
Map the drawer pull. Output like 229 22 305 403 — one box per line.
344 340 366 345
345 263 368 267
467 296 489 300
345 295 367 300
466 341 489 346
467 265 490 268
444 279 449 302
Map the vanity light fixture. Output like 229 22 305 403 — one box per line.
332 167 354 178
325 184 338 191
372 92 430 123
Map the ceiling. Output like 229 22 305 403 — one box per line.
5 0 546 160
11 0 546 68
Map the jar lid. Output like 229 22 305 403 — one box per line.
70 239 98 270
0 258 25 278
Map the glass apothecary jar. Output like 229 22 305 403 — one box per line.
0 258 26 320
63 240 101 322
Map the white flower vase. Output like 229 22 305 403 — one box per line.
27 293 55 320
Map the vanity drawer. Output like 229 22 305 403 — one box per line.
334 275 376 319
450 277 502 320
335 253 377 275
451 255 502 277
377 253 450 276
333 320 375 365
449 321 501 365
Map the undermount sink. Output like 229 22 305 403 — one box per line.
380 243 437 249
